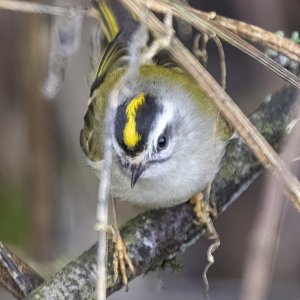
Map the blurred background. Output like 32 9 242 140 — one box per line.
0 0 299 299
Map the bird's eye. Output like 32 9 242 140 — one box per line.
157 135 168 150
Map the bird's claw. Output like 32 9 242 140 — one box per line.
190 192 216 237
111 231 135 289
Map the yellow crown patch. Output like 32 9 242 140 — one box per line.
123 93 145 149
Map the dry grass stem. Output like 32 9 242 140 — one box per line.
120 0 300 212
197 11 300 64
212 36 226 90
2 0 299 66
145 0 300 89
95 75 130 300
95 93 114 300
0 0 96 18
95 18 161 298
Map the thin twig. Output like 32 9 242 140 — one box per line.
120 0 300 212
95 17 157 299
95 75 121 300
1 0 300 65
1 0 299 65
197 11 300 64
145 0 300 89
192 33 227 89
0 0 96 18
203 234 220 300
41 0 83 99
212 36 226 90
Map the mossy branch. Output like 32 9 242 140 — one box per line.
26 84 299 299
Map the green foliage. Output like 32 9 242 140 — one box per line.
0 182 29 246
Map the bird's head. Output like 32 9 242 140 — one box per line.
113 92 178 187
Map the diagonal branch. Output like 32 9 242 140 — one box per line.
26 83 299 299
0 242 43 299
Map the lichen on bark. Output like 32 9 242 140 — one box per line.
26 83 299 299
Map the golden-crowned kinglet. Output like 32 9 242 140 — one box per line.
80 1 232 209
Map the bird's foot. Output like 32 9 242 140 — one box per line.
190 192 217 238
109 226 135 290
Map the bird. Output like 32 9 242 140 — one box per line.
81 64 231 207
80 0 231 287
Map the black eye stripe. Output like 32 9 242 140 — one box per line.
135 95 160 142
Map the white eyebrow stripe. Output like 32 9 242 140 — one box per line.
148 102 174 154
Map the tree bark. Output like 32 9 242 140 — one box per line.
25 84 299 299
0 242 43 299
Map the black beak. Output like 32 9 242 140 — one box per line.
131 164 145 188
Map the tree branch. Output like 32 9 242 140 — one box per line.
26 84 299 299
0 242 43 299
